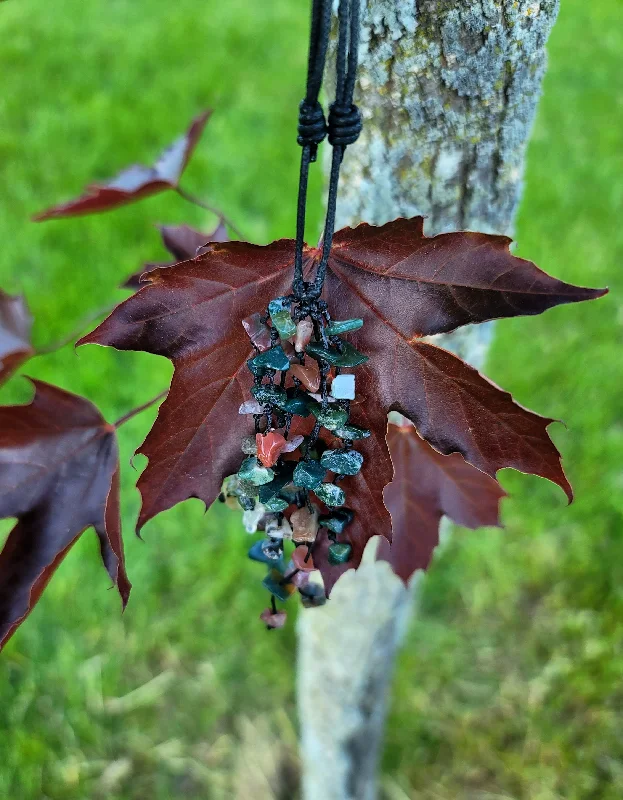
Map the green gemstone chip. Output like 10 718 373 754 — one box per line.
248 346 290 373
325 318 363 336
328 542 352 565
268 298 290 315
308 403 349 431
313 482 345 507
283 394 312 417
259 463 295 504
293 459 327 489
251 384 288 408
237 457 275 486
306 341 368 367
263 496 290 513
262 569 296 602
319 508 354 534
320 448 364 476
270 310 297 339
334 424 371 440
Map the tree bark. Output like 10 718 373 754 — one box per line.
297 2 560 799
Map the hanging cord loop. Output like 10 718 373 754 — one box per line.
293 0 362 300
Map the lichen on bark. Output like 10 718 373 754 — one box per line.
336 0 560 235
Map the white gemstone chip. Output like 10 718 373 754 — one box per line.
330 374 355 400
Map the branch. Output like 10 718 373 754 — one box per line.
175 186 244 239
114 390 168 428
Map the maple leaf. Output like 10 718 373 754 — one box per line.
81 238 296 531
0 290 33 385
159 220 229 260
78 217 605 583
32 110 211 221
123 221 229 290
376 416 506 583
0 380 130 648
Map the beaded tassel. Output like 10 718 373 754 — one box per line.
220 295 368 622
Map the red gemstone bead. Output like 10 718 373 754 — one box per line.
290 361 320 392
292 545 317 572
256 431 287 468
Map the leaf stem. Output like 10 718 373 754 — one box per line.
114 390 168 429
35 304 115 356
175 186 244 239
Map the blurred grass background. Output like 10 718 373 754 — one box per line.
0 0 621 797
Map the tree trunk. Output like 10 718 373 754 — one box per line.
296 2 560 799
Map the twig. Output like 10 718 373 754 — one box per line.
114 390 168 428
175 186 244 239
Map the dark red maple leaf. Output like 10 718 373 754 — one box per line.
0 290 33 385
33 110 211 221
123 221 229 290
160 220 229 259
78 217 605 585
377 415 506 583
0 380 130 648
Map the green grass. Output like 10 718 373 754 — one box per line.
0 0 621 798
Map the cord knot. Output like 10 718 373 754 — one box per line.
297 100 327 161
328 103 362 147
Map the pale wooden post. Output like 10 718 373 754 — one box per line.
297 2 560 799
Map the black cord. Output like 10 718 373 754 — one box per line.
293 0 332 297
293 0 362 300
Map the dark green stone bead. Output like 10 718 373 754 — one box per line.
251 384 288 408
325 318 363 336
248 346 290 373
313 482 345 507
237 477 259 497
263 496 290 513
320 448 364 476
247 359 265 378
328 542 352 565
262 569 296 602
279 487 299 504
270 310 297 339
237 457 275 486
309 403 349 431
283 394 312 417
248 539 285 570
293 459 326 490
334 424 371 440
258 462 295 504
319 508 354 534
306 341 369 367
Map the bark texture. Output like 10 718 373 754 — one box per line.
297 2 560 799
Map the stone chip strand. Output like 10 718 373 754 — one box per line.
218 294 370 626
